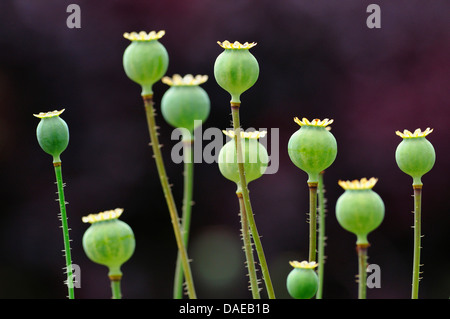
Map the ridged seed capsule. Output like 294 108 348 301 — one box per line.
34 109 69 163
288 117 337 184
82 208 136 280
395 128 435 187
218 130 269 191
335 178 385 245
214 41 259 104
286 261 319 299
161 74 210 139
123 31 169 96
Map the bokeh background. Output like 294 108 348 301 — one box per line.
0 0 448 299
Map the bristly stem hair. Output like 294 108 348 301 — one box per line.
142 94 197 299
230 102 275 299
53 162 75 299
173 140 195 299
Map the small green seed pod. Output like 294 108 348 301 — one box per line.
214 41 259 104
335 178 385 245
288 117 337 184
218 130 269 189
123 31 169 96
286 261 319 299
395 128 435 187
82 208 136 279
161 74 210 139
34 109 69 163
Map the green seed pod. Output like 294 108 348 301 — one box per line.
161 74 210 139
123 31 169 96
286 261 319 299
218 130 269 189
82 208 135 279
335 178 385 245
395 128 435 187
288 117 337 184
214 41 259 104
34 109 69 163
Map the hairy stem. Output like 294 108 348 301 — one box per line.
143 95 196 299
173 140 194 299
316 171 326 299
237 191 261 299
230 103 275 299
110 277 122 299
53 162 75 299
357 244 369 299
308 182 318 262
412 186 422 299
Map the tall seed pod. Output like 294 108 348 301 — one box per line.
214 40 275 298
335 177 385 299
34 109 75 299
395 127 435 299
122 31 197 298
287 117 337 263
82 208 135 299
160 74 210 298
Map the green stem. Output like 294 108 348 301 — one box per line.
53 162 75 299
142 95 197 299
308 182 318 262
173 140 194 299
316 171 325 299
412 186 422 299
237 191 261 299
357 244 368 299
230 103 275 299
110 278 122 299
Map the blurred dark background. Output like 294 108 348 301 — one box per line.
0 0 448 299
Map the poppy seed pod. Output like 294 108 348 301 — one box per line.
395 128 435 187
214 41 259 104
335 178 385 245
34 109 69 163
123 31 169 96
288 117 337 184
218 130 269 189
161 74 210 139
286 261 319 299
82 208 135 279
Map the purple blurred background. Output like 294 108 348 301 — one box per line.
0 0 448 299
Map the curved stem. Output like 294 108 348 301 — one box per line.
53 162 75 299
412 186 422 299
308 182 318 262
173 140 194 299
237 191 261 299
142 95 197 299
230 103 275 299
316 171 326 299
357 244 368 299
110 278 122 299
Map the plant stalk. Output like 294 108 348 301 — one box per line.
109 276 122 299
142 95 197 299
316 171 326 299
237 191 261 299
173 139 194 299
53 162 75 299
357 244 369 299
308 182 318 262
411 185 422 299
230 102 275 299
